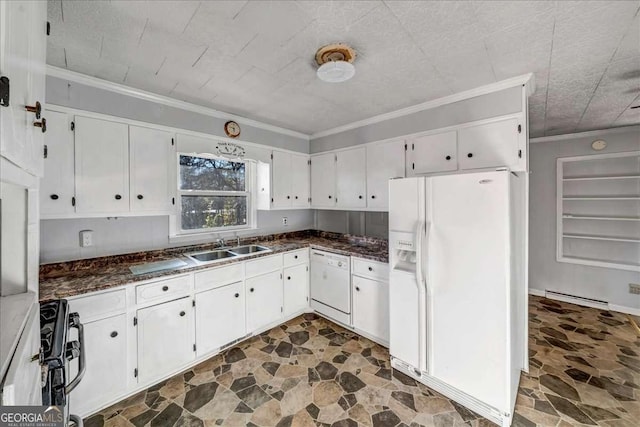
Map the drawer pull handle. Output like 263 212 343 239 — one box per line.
368 267 373 271
162 286 169 291
234 293 240 298
50 194 59 200
179 311 186 317
250 288 255 292
110 331 118 338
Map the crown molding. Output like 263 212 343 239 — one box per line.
310 73 535 140
46 66 310 141
530 125 640 143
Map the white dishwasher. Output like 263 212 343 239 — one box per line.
310 249 351 325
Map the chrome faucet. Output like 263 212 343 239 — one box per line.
216 238 225 248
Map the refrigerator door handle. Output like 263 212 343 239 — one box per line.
415 221 425 290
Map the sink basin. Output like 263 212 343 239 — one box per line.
228 245 271 255
186 249 237 264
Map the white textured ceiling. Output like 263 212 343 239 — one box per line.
47 0 640 137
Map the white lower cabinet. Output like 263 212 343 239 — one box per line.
137 297 194 384
69 314 128 416
283 263 308 317
246 270 283 332
352 276 389 344
195 282 246 357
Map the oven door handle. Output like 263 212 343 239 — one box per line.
69 414 84 427
65 321 85 394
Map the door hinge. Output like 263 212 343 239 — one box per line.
271 197 274 203
134 368 138 378
46 22 51 36
308 197 311 203
404 143 407 151
0 76 9 107
171 138 174 146
172 197 175 205
334 154 337 162
43 145 48 159
133 317 137 326
70 121 75 131
412 163 415 170
412 143 415 151
71 197 76 207
517 124 522 134
193 344 196 352
192 300 195 307
280 307 283 313
518 149 522 158
307 159 311 166
270 153 273 160
306 266 308 272
280 273 283 280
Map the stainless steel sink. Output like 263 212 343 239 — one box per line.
228 245 271 255
186 249 237 264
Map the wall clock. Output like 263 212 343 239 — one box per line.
224 120 241 138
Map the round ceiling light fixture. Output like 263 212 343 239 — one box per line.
315 43 356 83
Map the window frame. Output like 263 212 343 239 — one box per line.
176 152 252 235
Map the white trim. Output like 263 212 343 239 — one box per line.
529 288 640 316
530 125 640 144
609 304 640 317
46 66 310 141
310 73 535 140
528 288 545 297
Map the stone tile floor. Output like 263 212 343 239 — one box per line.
85 296 639 426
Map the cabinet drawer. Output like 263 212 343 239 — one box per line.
195 263 244 292
69 289 126 323
283 249 309 267
245 254 282 278
352 258 389 281
136 275 191 305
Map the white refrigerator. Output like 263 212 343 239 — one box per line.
388 170 528 427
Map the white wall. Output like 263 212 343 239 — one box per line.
529 127 640 311
315 210 389 239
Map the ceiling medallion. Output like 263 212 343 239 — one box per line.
315 43 356 83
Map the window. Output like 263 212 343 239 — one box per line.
178 154 250 233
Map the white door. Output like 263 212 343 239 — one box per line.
290 153 310 208
41 110 75 216
137 297 194 384
271 150 292 208
74 116 129 213
310 152 336 208
195 282 246 357
246 270 283 331
428 171 509 410
458 118 520 170
283 263 308 316
353 276 389 342
389 177 425 233
366 140 405 210
68 314 128 416
407 131 457 176
129 126 174 213
336 147 366 209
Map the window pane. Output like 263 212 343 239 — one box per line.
179 155 246 191
181 196 247 230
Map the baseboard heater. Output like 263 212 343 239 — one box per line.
544 290 609 311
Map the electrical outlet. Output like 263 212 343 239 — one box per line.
79 230 93 247
282 217 288 226
629 283 640 295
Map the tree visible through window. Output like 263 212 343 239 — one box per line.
178 155 249 231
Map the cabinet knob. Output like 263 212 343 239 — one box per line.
179 311 186 317
33 117 46 133
162 285 169 291
371 195 376 199
358 195 363 199
295 196 298 199
110 331 118 338
467 153 473 158
368 267 373 272
115 194 122 200
50 194 59 200
25 101 42 119
294 255 298 259
250 288 255 292
234 293 240 298
445 155 451 160
137 194 143 200
355 286 360 292
287 195 290 199
287 276 291 280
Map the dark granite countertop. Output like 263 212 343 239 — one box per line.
39 230 388 302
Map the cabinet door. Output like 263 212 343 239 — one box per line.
310 152 336 208
407 131 457 176
69 314 128 416
137 297 194 384
75 116 129 213
271 151 292 208
290 153 310 208
353 276 389 343
130 126 174 212
366 141 405 210
246 270 283 332
41 111 75 216
336 147 367 209
283 263 308 316
458 118 520 170
195 282 245 357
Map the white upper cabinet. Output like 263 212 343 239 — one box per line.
0 0 47 177
129 126 174 213
290 153 310 208
336 147 367 209
311 152 336 208
458 117 522 170
271 150 292 208
257 150 309 210
407 131 457 176
366 141 405 210
41 111 75 216
74 116 129 214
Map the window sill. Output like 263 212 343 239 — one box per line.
169 227 257 246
